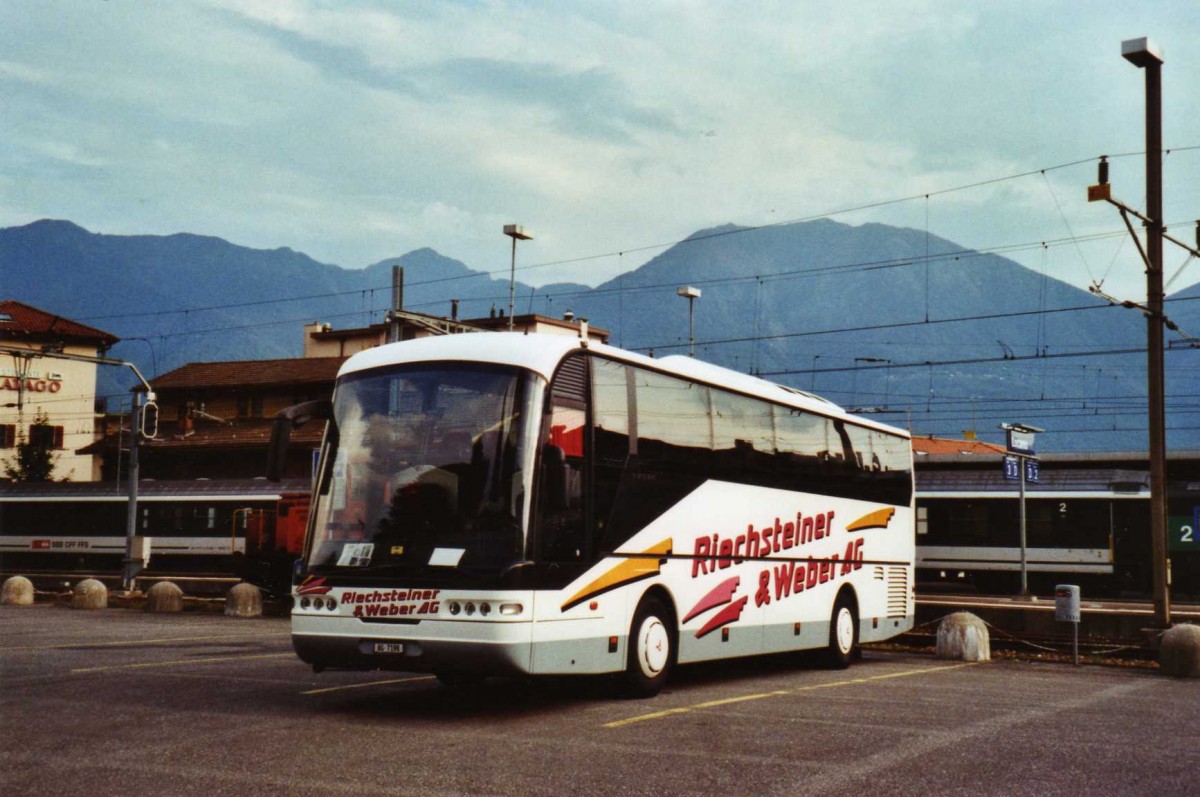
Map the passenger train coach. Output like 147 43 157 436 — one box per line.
915 459 1200 598
0 479 311 591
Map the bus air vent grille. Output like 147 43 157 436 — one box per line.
886 566 908 618
551 355 588 403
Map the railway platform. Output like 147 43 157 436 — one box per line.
913 592 1200 656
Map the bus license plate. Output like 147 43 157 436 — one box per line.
373 642 405 654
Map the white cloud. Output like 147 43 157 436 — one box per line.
1 0 1196 303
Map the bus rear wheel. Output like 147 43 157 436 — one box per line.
825 593 858 669
620 596 675 698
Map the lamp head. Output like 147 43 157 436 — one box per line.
1121 37 1163 68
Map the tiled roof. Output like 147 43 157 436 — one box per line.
0 478 312 499
150 357 344 390
150 419 325 448
912 435 1006 456
76 418 325 453
0 300 120 346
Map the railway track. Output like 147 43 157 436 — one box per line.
906 591 1200 662
917 592 1200 620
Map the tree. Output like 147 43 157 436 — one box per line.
3 411 59 482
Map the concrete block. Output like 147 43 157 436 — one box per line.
144 581 185 613
225 582 263 618
1159 624 1200 678
72 578 108 610
1 576 35 606
936 611 991 662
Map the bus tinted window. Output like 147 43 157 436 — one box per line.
712 389 775 455
635 368 712 466
592 358 631 464
844 424 912 474
774 406 830 466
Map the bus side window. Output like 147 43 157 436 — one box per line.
537 356 587 563
598 364 714 553
538 405 585 561
591 358 633 553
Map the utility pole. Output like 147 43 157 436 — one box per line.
1087 37 1195 628
1127 37 1171 629
124 390 143 590
387 265 404 344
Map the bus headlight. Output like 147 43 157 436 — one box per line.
448 602 461 615
499 603 522 616
299 597 311 610
479 602 491 616
464 602 476 616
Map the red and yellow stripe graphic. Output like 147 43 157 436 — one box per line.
845 507 895 532
561 538 673 612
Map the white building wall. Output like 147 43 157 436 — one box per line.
0 343 101 481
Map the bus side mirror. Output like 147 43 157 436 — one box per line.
541 444 570 510
267 399 333 482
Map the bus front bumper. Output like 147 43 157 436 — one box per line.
291 614 533 676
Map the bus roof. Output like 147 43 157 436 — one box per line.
339 333 909 438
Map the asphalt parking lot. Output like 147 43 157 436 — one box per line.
2 604 1197 797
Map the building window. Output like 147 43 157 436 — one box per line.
0 424 15 448
28 424 65 449
236 395 264 418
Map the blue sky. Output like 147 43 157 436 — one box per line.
2 1 1198 300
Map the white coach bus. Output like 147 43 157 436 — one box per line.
273 333 914 696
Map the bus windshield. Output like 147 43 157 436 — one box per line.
305 362 539 579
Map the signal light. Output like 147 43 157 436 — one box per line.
140 401 159 439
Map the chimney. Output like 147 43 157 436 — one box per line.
451 299 459 321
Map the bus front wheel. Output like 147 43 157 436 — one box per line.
825 593 858 669
621 596 675 698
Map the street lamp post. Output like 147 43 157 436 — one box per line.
503 224 533 332
677 286 701 357
1122 37 1171 628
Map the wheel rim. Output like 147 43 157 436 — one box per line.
834 606 855 655
637 616 670 678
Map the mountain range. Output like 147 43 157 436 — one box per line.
3 218 1197 453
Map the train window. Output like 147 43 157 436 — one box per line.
1027 500 1110 549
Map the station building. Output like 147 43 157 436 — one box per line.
0 300 119 481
